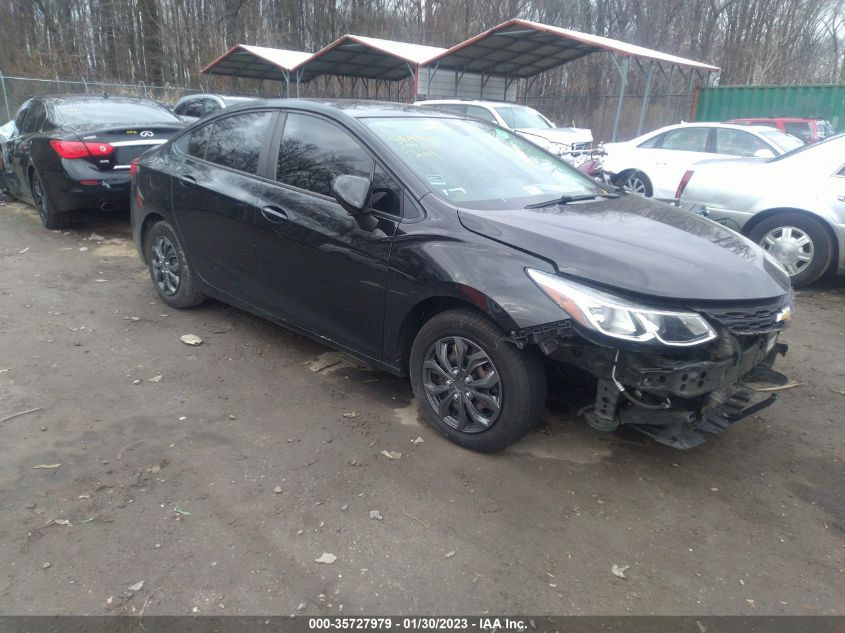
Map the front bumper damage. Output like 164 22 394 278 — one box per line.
507 320 789 449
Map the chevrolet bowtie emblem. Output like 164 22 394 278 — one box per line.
776 306 793 323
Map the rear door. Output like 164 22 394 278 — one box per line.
169 109 276 300
253 111 400 359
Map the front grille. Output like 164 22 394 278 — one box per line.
692 292 793 336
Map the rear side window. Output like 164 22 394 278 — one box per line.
660 128 710 152
21 101 47 133
180 124 212 159
276 113 374 196
206 111 272 174
784 122 813 143
14 101 32 133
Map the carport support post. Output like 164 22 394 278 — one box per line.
283 71 290 98
636 61 655 136
611 54 631 142
0 70 10 120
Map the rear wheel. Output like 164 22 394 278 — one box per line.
146 220 205 308
31 171 67 230
615 170 652 197
409 309 546 452
748 212 833 287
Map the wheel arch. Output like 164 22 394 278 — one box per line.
391 290 517 375
138 211 167 264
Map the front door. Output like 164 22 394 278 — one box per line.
254 112 401 360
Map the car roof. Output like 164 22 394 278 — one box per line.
221 98 460 120
638 121 784 138
415 99 529 108
729 116 819 123
28 94 161 105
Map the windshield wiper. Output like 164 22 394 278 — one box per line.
525 191 619 209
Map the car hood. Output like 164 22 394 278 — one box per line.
457 194 790 302
516 127 593 145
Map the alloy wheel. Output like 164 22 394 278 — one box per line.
759 226 814 277
622 174 648 195
421 336 502 433
151 235 181 296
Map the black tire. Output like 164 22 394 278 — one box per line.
748 212 833 287
614 170 653 197
145 220 205 308
409 309 547 452
30 170 67 230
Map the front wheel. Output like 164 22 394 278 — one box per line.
409 309 547 452
146 220 205 308
748 212 833 287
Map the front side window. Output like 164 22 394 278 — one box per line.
369 164 402 215
364 116 602 210
276 113 373 196
203 99 223 116
660 128 710 152
205 111 272 174
184 100 203 118
466 106 498 124
714 129 769 156
492 106 551 129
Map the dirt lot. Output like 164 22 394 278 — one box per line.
0 200 843 616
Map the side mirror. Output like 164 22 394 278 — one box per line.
332 174 371 214
753 148 775 159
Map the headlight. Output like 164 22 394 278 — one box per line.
526 269 718 346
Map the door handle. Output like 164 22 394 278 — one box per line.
838 195 845 202
261 205 288 223
177 174 197 187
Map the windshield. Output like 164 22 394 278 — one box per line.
53 100 182 125
754 128 804 152
769 131 845 162
492 106 552 129
364 117 603 210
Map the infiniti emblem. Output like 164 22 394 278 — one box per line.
139 131 154 137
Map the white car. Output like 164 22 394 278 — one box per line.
603 123 804 201
414 99 593 159
173 93 258 123
678 133 845 287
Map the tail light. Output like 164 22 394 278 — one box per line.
50 139 114 159
675 170 694 199
130 158 140 177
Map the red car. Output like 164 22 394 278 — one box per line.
728 116 835 144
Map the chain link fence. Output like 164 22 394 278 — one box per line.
0 72 205 121
524 92 696 144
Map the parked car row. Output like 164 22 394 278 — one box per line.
0 95 809 453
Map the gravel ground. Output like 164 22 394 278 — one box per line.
0 200 843 616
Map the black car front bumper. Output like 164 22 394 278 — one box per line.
513 320 790 449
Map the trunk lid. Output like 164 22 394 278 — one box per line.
61 123 183 171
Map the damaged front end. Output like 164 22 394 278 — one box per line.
513 270 794 449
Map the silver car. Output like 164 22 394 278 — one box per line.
678 133 845 287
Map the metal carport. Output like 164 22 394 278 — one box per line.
201 44 313 97
422 19 720 140
294 35 446 100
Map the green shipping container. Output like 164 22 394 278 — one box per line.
694 84 845 131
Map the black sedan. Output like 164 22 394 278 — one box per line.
131 100 794 452
3 95 184 229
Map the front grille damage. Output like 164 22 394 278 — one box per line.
507 299 791 450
